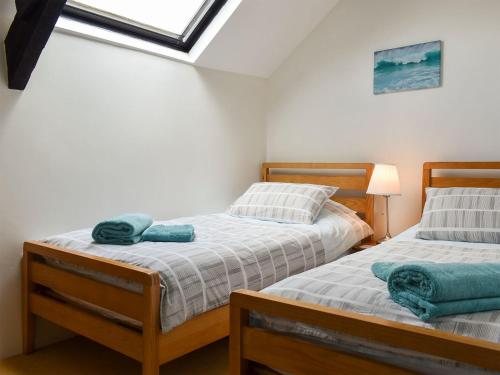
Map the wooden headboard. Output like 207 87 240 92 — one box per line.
261 162 375 230
422 162 500 210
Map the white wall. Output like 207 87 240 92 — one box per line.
266 0 500 237
0 2 265 359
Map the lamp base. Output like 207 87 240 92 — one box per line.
378 195 392 245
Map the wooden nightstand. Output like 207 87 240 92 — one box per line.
349 242 377 253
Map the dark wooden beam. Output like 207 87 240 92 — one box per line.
4 0 67 90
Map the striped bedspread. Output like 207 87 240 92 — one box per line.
254 232 500 374
42 211 364 332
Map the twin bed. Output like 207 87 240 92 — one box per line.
230 162 500 375
22 162 374 375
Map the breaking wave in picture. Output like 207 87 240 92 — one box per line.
374 41 441 94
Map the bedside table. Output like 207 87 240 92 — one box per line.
349 242 377 253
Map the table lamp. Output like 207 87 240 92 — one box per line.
367 164 401 243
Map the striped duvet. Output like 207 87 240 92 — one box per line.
254 230 500 374
43 210 368 332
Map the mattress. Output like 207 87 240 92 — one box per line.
253 225 500 375
42 208 366 333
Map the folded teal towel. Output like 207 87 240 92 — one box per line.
372 262 500 321
92 213 153 245
142 224 195 242
371 261 434 281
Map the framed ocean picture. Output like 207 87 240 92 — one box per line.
374 41 442 94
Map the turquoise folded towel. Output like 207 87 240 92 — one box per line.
92 213 153 245
142 224 195 242
371 261 434 281
372 262 500 321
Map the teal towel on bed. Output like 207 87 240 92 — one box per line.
92 213 153 245
371 261 435 281
142 224 195 242
371 262 500 321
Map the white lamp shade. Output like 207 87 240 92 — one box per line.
367 164 401 196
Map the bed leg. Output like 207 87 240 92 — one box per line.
142 356 159 375
22 249 35 354
230 303 249 375
142 280 160 375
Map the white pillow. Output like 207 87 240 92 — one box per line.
228 182 338 224
323 199 358 216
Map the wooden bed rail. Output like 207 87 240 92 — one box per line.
24 240 159 285
230 290 500 375
23 240 161 375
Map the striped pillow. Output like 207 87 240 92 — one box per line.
229 182 338 224
416 187 500 243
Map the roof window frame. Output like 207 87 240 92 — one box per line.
61 0 227 52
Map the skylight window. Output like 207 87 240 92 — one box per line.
62 0 227 52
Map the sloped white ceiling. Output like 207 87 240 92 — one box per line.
194 0 339 78
54 0 339 78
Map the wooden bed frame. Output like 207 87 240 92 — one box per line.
230 162 500 375
22 162 374 375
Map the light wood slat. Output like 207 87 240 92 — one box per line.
30 293 143 361
430 177 500 188
424 162 500 170
364 165 374 230
142 275 161 375
231 290 500 372
159 305 229 364
31 262 144 322
24 241 157 285
230 303 249 374
266 174 366 190
242 327 415 375
422 166 431 211
263 162 374 170
332 196 367 213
